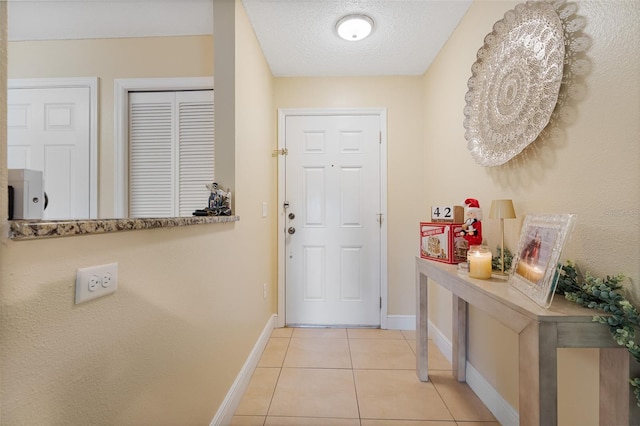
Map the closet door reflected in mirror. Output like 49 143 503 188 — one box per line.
128 89 214 218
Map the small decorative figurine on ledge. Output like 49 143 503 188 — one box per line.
194 183 232 216
458 198 483 246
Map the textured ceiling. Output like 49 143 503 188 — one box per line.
242 0 472 76
7 0 472 77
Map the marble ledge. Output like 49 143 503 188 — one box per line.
8 215 240 241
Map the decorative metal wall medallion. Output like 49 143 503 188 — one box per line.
463 1 565 167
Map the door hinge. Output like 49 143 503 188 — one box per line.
272 148 288 157
379 131 382 144
377 213 384 228
380 297 382 309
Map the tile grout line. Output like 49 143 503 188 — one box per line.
431 380 458 424
262 332 292 426
346 330 364 425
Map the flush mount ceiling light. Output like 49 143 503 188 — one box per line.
336 14 374 41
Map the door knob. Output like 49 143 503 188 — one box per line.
288 213 296 220
287 227 296 235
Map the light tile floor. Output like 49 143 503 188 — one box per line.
231 328 499 426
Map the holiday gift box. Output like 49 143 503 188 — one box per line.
420 222 468 264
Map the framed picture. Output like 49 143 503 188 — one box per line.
509 214 576 308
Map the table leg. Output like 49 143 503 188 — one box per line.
416 268 429 382
452 295 467 382
519 321 558 426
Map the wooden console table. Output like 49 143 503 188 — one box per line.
415 257 640 425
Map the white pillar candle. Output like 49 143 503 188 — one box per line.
468 246 492 279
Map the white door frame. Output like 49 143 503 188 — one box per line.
8 77 99 219
277 108 388 329
113 76 214 218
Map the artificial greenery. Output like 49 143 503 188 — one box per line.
492 245 513 272
555 261 640 407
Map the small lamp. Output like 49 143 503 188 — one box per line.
489 199 516 277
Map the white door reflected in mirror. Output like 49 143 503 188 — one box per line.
7 85 94 220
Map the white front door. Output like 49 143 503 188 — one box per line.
7 86 92 219
284 113 383 326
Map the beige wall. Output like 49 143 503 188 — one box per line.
423 0 640 423
8 35 214 217
275 77 425 315
0 2 276 425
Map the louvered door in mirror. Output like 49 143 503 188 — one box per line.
128 90 214 218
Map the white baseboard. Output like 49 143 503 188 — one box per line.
466 362 519 426
386 314 415 330
210 314 277 426
427 319 453 365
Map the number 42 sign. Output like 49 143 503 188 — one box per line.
431 205 464 223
